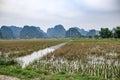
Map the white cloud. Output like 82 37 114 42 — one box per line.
0 0 120 31
75 0 120 12
0 0 83 20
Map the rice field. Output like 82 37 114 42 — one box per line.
35 39 120 79
0 39 66 58
0 39 120 80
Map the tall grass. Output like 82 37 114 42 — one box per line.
45 42 120 60
0 39 66 58
40 41 120 79
29 56 120 79
0 39 120 79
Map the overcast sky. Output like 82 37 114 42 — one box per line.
0 0 120 32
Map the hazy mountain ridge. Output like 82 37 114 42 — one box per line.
66 28 82 38
20 25 46 39
47 24 66 38
74 27 88 36
0 26 14 39
0 29 2 38
9 26 22 38
0 25 99 39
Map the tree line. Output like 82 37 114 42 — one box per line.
99 26 120 38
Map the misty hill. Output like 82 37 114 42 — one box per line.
47 24 66 38
36 27 47 38
66 28 81 38
74 27 88 36
0 29 2 38
87 29 98 38
0 26 14 39
20 26 46 39
9 26 22 38
0 24 101 39
47 28 54 37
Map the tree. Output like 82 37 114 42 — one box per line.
114 26 120 38
99 28 112 38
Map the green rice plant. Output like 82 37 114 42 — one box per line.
29 56 120 79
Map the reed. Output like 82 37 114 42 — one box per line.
40 41 120 79
30 57 120 79
0 39 120 79
0 39 66 58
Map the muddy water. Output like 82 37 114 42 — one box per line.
15 42 68 68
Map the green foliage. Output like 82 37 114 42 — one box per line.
99 26 120 39
0 58 109 80
58 71 67 75
99 28 112 38
36 73 105 80
0 65 40 79
72 38 120 42
0 59 15 65
114 26 120 38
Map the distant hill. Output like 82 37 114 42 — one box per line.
36 27 47 38
47 24 66 38
47 28 54 37
87 29 97 38
0 29 2 38
0 25 100 39
9 26 22 38
66 28 81 38
74 27 88 36
20 26 46 39
0 26 14 39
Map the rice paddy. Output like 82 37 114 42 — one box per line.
0 39 66 58
0 39 120 80
40 39 120 79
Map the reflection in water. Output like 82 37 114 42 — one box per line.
15 42 67 68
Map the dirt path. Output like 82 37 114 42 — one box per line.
0 75 20 80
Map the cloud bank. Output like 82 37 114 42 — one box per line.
0 0 120 31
